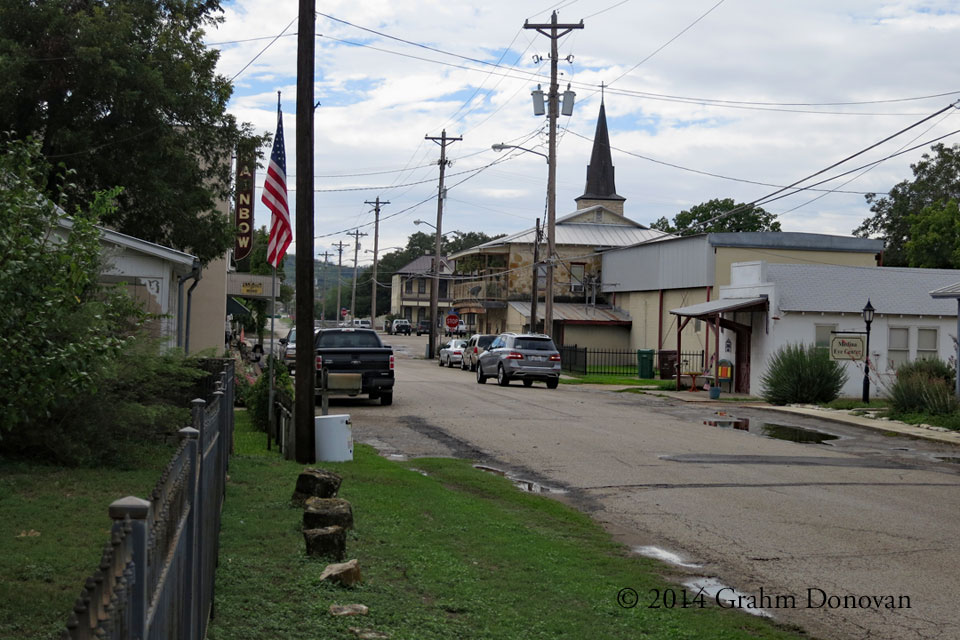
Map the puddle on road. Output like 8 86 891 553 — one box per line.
683 578 771 618
473 464 568 494
704 413 838 445
632 546 702 569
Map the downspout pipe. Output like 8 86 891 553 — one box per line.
179 259 202 354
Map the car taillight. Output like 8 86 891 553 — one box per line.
389 355 395 370
473 347 478 354
549 354 561 361
315 355 323 370
505 351 524 359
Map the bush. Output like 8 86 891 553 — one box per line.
761 343 848 405
0 337 208 467
887 357 959 416
245 357 294 432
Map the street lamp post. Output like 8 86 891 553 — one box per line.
862 299 875 403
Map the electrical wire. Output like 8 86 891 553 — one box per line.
228 16 297 83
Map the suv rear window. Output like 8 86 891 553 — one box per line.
316 331 383 348
477 335 495 348
514 337 557 351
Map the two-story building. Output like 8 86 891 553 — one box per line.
389 255 456 325
449 101 671 341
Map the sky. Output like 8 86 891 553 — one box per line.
207 0 960 266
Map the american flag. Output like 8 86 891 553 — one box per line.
263 107 291 269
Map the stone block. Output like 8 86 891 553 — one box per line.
303 525 345 560
292 467 342 505
304 497 354 530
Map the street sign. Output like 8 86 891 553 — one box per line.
830 335 864 360
445 314 459 329
341 308 348 318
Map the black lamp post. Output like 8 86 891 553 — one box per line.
862 299 875 403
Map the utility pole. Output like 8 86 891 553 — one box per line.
332 241 346 325
318 251 331 323
424 130 461 359
294 0 316 463
365 198 389 327
525 11 582 337
348 230 368 323
530 218 541 332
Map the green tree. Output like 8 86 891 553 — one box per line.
855 144 960 267
0 136 145 433
650 198 781 235
904 200 960 268
0 0 265 264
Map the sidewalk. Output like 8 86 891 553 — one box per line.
640 388 960 446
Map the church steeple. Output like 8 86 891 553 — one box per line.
575 99 625 215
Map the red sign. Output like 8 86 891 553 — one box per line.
341 308 349 318
445 314 459 329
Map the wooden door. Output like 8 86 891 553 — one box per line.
735 330 751 393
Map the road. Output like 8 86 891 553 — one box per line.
326 333 960 640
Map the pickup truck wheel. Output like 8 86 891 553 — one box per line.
497 364 510 386
476 363 486 384
380 392 393 406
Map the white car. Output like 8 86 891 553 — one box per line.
438 339 467 368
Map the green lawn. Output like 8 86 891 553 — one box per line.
561 373 676 389
208 413 806 640
0 445 174 639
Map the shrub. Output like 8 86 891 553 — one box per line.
0 337 208 467
887 357 959 416
894 357 955 387
245 356 294 432
761 343 848 405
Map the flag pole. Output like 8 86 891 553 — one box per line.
268 263 277 446
267 90 281 448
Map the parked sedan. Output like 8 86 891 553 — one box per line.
438 339 467 368
460 333 496 371
476 333 561 388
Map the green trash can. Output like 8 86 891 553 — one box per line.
636 349 655 379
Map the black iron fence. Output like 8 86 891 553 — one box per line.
559 346 704 378
62 359 234 640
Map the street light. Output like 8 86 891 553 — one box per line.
862 299 875 403
491 143 549 163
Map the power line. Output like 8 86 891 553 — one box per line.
228 16 297 83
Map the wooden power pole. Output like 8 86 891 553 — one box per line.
424 130 461 358
365 197 389 326
348 230 368 323
294 0 316 463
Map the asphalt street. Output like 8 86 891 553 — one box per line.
322 332 960 640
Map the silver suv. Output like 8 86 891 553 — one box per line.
460 333 496 371
475 333 561 388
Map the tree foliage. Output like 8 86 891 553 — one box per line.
650 198 781 235
0 136 145 433
0 0 265 264
904 200 960 268
855 143 960 267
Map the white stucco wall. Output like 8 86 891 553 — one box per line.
753 312 957 398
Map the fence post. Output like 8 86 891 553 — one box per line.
108 496 150 640
187 400 206 640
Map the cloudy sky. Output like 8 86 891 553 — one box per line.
208 0 960 265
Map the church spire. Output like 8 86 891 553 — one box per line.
576 97 625 213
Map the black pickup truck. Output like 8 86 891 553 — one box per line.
314 328 395 405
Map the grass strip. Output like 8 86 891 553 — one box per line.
561 373 675 389
0 445 174 639
208 412 805 640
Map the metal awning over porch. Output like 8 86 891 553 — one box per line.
670 297 768 318
509 301 631 324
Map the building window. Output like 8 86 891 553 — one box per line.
888 327 909 370
417 278 426 294
537 264 547 290
815 324 837 352
439 279 448 299
570 263 585 293
917 327 938 361
694 318 701 332
405 278 413 294
417 308 425 322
